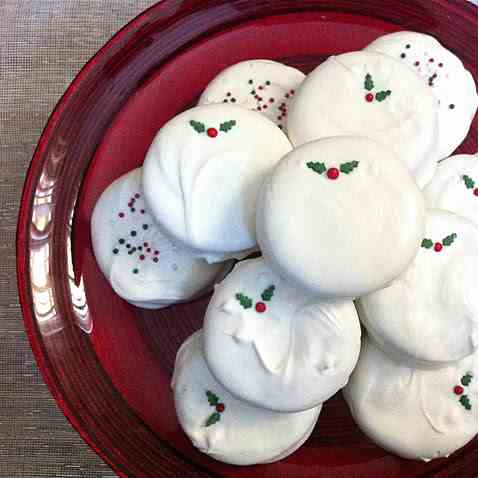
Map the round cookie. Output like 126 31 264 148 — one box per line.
366 31 478 160
344 336 478 461
172 330 321 465
358 209 478 367
257 136 426 299
91 168 230 308
424 154 478 226
203 258 361 413
198 59 305 131
287 50 439 187
142 104 292 263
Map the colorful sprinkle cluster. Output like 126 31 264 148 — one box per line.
115 192 160 274
453 372 473 410
398 43 455 110
364 73 392 103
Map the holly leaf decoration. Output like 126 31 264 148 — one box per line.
261 285 275 302
190 120 205 133
461 372 473 387
236 293 253 309
205 411 221 427
463 175 475 189
340 161 359 174
219 120 236 133
375 90 392 102
206 390 219 406
306 161 326 175
364 73 374 91
460 394 472 411
442 233 457 247
421 238 434 249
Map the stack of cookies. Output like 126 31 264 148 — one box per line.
91 31 478 465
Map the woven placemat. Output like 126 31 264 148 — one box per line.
0 2 157 477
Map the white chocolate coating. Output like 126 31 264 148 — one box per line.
425 154 478 226
256 136 426 299
198 59 305 131
142 104 292 263
172 330 321 465
91 169 230 308
366 31 478 160
203 258 361 412
358 209 478 367
287 51 439 188
344 336 478 461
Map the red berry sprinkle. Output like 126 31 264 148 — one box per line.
474 188 478 197
365 93 374 102
255 302 267 313
434 242 443 252
454 385 464 395
327 167 340 180
207 128 218 138
216 403 225 413
139 255 145 261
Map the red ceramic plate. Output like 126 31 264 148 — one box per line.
17 1 478 476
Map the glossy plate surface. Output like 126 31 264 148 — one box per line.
17 1 478 476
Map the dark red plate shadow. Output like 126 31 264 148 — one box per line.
17 1 478 477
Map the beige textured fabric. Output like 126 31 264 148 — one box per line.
1 1 157 477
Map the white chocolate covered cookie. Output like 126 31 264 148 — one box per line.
344 336 478 462
142 104 292 263
91 169 230 308
203 258 361 412
172 330 321 465
198 59 305 131
366 31 478 160
287 51 439 187
425 154 478 226
358 209 478 367
256 136 426 299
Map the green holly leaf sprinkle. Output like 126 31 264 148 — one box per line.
261 285 276 302
206 390 219 406
375 90 392 102
219 120 236 132
461 372 473 387
442 233 457 247
463 175 475 189
421 238 434 249
236 293 253 309
459 394 472 411
190 120 205 133
205 411 221 427
364 73 374 91
340 161 359 174
306 161 327 175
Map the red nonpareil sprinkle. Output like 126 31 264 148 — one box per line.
140 209 145 214
434 242 443 252
139 255 145 261
454 385 464 395
365 93 374 102
474 189 478 197
135 193 140 199
414 61 420 66
207 128 218 138
118 212 125 218
327 167 340 180
429 58 434 63
216 403 225 413
147 248 151 253
255 302 266 313
258 85 264 90
290 89 295 94
154 251 159 255
439 63 443 67
269 98 274 103
144 242 148 247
